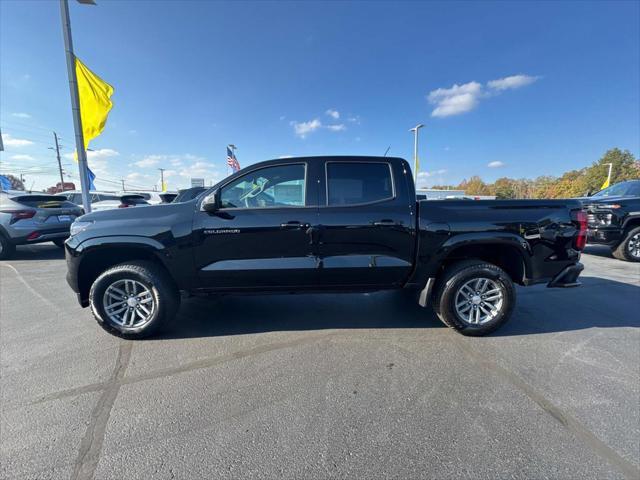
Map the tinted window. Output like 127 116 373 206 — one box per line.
220 164 306 209
327 162 393 206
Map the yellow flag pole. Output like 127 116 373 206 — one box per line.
59 0 93 213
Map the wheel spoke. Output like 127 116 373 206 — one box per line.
483 294 502 302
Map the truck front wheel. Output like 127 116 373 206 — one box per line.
89 261 180 339
612 226 640 262
432 260 515 336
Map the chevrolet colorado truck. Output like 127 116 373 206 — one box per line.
65 156 586 339
580 180 640 262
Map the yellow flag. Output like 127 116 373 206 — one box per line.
600 177 610 190
76 57 113 150
161 181 168 193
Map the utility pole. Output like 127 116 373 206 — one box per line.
409 124 424 183
59 0 94 213
158 168 165 191
121 179 125 191
53 132 65 189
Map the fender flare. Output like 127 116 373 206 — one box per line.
425 232 532 279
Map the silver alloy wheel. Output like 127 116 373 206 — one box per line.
628 233 640 258
454 277 504 325
103 279 155 329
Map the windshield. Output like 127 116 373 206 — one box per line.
592 181 640 198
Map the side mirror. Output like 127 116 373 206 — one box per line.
202 189 221 212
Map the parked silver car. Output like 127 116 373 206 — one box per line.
0 192 83 259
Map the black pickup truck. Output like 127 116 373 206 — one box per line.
580 180 640 262
65 156 585 338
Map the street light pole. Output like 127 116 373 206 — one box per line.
59 0 93 213
409 124 424 184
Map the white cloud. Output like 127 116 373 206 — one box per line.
291 119 322 138
133 157 160 168
347 116 360 123
487 161 505 168
326 109 340 119
487 74 539 91
11 112 31 119
10 154 34 161
428 81 483 118
418 169 448 178
326 124 346 132
428 74 539 118
279 116 286 121
63 148 119 178
2 133 34 147
170 158 183 167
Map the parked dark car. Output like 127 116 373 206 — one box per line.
0 192 83 259
65 156 585 339
581 180 640 261
172 186 207 203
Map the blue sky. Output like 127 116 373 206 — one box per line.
1 0 639 191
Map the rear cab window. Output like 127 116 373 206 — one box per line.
326 162 394 206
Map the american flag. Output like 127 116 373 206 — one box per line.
227 146 240 172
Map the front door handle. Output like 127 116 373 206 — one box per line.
373 219 400 226
280 221 310 229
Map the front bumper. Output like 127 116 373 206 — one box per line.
587 227 622 246
547 262 584 288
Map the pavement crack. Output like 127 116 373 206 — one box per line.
450 336 640 480
71 341 132 480
29 332 333 407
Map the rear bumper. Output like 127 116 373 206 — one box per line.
547 262 584 288
7 228 70 245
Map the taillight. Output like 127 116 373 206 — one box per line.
1 209 36 224
572 210 587 250
118 203 130 208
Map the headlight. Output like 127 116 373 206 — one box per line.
597 204 621 209
70 220 93 236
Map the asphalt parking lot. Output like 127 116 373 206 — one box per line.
1 244 639 480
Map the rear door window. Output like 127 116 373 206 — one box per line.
326 162 394 206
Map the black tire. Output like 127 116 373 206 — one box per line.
89 260 180 339
432 260 516 336
612 226 640 262
0 234 16 260
53 238 66 248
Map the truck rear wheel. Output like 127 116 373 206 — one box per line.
612 226 640 262
432 260 515 336
89 260 180 339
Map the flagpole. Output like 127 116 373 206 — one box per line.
60 0 92 213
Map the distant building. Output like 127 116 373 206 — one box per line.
416 189 466 200
46 182 76 194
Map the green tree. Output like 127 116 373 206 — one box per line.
494 177 517 199
582 149 640 194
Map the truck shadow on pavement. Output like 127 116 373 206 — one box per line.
2 244 65 261
583 245 615 259
159 276 640 340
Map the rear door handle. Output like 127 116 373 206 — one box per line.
373 219 400 226
280 221 309 229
